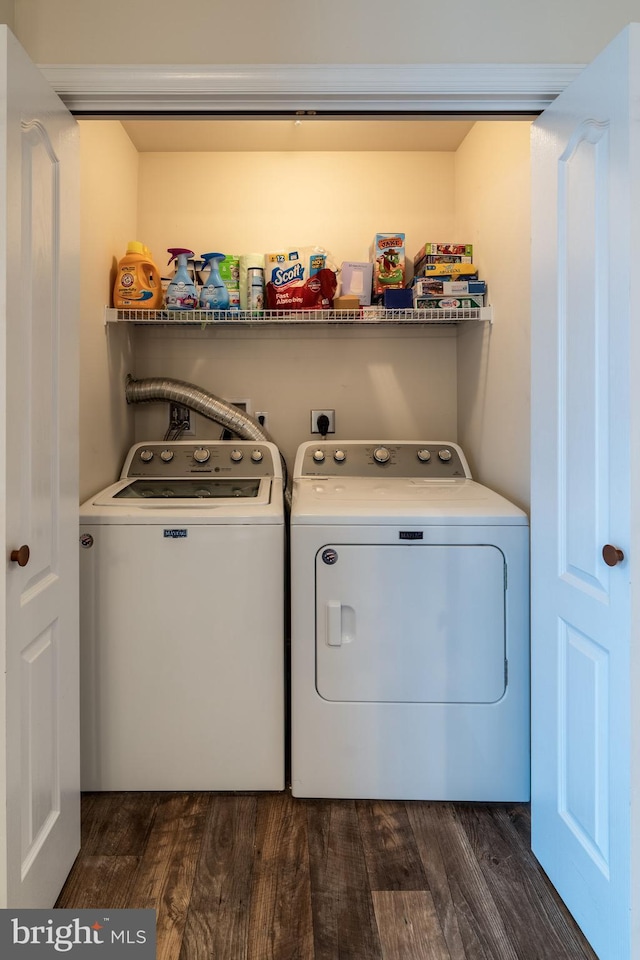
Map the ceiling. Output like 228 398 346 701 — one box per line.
119 119 478 153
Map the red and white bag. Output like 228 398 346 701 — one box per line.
265 247 337 310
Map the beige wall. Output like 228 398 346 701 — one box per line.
0 1 14 28
132 327 458 473
79 121 136 502
137 151 455 269
131 148 461 469
12 0 640 65
455 121 532 511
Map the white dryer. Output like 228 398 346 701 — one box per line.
79 440 284 791
290 440 529 801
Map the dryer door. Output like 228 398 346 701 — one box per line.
316 543 506 703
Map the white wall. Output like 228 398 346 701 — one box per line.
131 149 461 469
12 0 640 65
79 121 136 502
455 121 532 511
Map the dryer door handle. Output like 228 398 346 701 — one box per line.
326 602 356 646
326 601 343 646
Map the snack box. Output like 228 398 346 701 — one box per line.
370 233 406 294
414 262 479 278
413 243 473 267
412 278 486 297
340 261 373 305
413 295 485 310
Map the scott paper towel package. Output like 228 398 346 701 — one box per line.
264 247 337 310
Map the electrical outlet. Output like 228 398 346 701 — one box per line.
311 409 335 434
255 411 269 430
168 402 194 436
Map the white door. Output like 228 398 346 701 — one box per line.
0 26 79 906
531 23 640 960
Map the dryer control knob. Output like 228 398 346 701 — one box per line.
160 449 174 462
193 447 211 463
417 449 431 462
139 449 154 463
230 449 244 462
313 449 325 462
373 446 391 463
251 449 263 462
438 448 452 462
334 450 346 462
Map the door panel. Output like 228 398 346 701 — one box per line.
1 26 79 907
531 22 637 960
315 543 505 703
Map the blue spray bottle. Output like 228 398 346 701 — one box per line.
199 252 230 310
165 248 199 309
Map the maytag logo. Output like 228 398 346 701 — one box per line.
0 909 155 957
164 529 187 538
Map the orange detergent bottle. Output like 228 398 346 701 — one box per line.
113 241 163 308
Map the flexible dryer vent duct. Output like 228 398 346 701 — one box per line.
125 375 273 443
125 375 291 508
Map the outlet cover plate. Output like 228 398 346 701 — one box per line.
311 409 335 434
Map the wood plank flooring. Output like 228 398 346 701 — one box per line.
56 793 599 960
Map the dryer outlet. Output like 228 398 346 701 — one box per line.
311 409 335 434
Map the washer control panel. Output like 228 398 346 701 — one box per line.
297 442 471 479
123 442 278 479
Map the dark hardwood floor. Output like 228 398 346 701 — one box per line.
56 792 598 960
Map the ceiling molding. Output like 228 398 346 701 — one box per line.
39 63 585 115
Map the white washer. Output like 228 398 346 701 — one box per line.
79 440 284 791
290 440 529 801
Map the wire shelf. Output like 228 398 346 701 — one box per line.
105 306 492 326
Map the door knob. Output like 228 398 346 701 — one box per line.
10 544 30 567
602 544 624 567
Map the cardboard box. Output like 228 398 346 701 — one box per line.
419 254 473 264
340 261 373 305
412 278 486 297
333 295 361 311
383 288 413 309
413 295 485 309
413 243 473 267
370 233 406 294
414 262 479 279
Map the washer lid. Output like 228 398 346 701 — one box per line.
80 477 284 523
110 477 262 501
292 477 528 525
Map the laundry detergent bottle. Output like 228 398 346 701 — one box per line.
113 241 163 308
199 253 230 310
165 248 199 309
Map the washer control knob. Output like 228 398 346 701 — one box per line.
334 450 346 463
313 449 325 463
417 449 431 462
373 446 391 464
139 449 154 463
193 447 211 463
251 449 263 463
160 449 174 463
438 448 453 462
230 449 244 462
